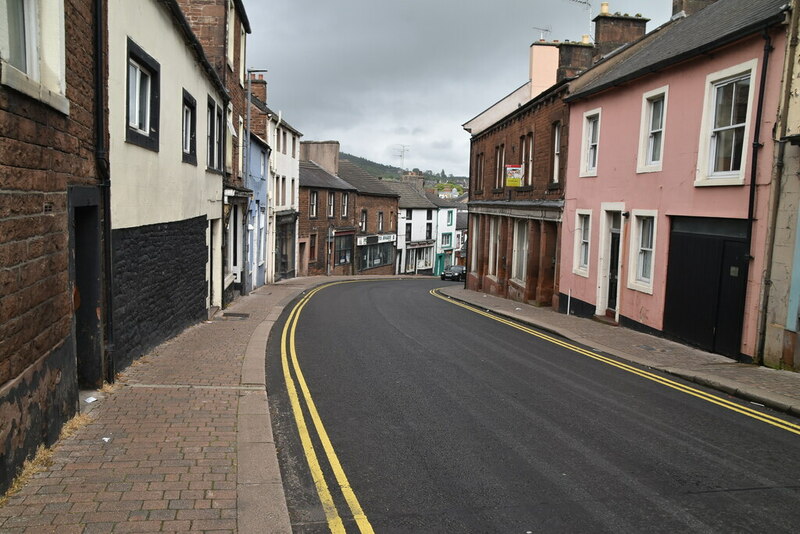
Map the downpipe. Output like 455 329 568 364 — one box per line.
756 7 800 365
95 0 115 383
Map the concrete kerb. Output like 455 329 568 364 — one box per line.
436 287 800 419
236 282 310 534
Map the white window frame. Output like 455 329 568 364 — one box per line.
0 0 68 113
442 232 452 248
573 209 592 277
378 212 384 232
627 210 658 294
342 192 349 218
226 1 235 66
526 132 534 186
309 191 318 218
494 144 505 189
695 59 757 187
636 86 669 173
580 108 601 177
512 219 528 283
127 59 151 134
259 150 266 178
182 103 192 154
239 25 246 86
552 124 561 184
327 191 335 218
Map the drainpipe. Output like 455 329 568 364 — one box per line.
756 8 800 364
94 0 114 383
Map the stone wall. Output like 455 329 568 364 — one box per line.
112 216 208 370
0 0 102 493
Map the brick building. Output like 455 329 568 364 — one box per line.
298 159 358 276
338 160 399 275
0 0 107 493
177 0 252 305
299 142 399 276
464 4 648 307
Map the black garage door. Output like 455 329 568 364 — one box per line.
663 217 749 359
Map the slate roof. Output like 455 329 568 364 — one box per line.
337 160 399 197
425 191 460 208
381 181 437 209
569 0 789 101
299 161 357 191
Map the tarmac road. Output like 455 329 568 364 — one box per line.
266 278 800 533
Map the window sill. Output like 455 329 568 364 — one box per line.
572 267 589 278
223 273 236 288
515 186 533 192
182 152 198 166
126 127 159 152
491 188 504 194
627 280 654 295
547 182 562 191
579 170 598 178
206 167 224 175
694 175 745 187
1 61 69 115
636 163 662 174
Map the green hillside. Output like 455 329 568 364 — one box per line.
340 152 468 186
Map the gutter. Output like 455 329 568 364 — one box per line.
567 10 789 102
94 0 114 383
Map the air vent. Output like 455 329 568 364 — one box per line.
43 202 54 213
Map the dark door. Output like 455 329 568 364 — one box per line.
607 213 621 312
714 240 749 356
69 188 104 388
663 217 748 359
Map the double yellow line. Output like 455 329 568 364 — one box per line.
431 289 800 437
281 281 374 534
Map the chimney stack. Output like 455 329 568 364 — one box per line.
672 0 718 16
250 74 267 104
529 42 559 99
556 40 594 82
593 4 649 59
300 141 340 176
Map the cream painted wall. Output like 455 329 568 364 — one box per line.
108 0 224 230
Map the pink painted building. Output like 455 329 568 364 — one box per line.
559 0 790 360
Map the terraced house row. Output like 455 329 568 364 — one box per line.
0 0 305 492
465 0 800 370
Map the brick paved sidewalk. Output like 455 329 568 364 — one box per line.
0 278 322 534
439 285 800 417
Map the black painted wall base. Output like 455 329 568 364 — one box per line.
0 339 78 494
112 216 207 370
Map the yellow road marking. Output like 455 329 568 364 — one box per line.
431 288 800 436
282 281 376 534
281 296 345 533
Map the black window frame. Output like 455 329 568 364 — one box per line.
181 89 197 165
426 222 432 240
126 38 160 152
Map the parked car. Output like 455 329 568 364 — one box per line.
441 264 465 281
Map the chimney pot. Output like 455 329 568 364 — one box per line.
600 2 609 15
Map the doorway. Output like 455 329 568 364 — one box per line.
607 213 622 313
69 187 103 388
663 217 749 359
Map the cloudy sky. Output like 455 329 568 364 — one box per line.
247 1 672 176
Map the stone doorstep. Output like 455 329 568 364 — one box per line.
438 287 800 417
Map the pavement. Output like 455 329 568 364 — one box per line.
0 276 798 533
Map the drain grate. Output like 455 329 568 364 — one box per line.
215 312 250 321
